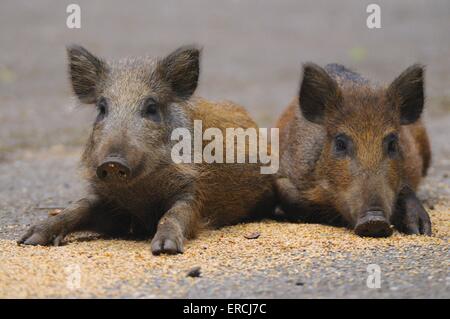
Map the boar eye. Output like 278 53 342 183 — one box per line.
142 98 160 122
384 133 399 157
96 97 108 121
334 134 351 156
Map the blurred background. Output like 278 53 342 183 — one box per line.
1 0 449 153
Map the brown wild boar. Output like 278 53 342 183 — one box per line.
275 63 431 237
18 45 275 254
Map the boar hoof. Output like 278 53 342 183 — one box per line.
394 187 432 236
151 231 184 255
354 212 393 238
18 222 66 246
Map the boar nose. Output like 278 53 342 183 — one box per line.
354 210 393 238
96 156 131 181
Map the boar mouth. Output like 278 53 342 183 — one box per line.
96 156 131 181
354 210 393 237
94 155 146 184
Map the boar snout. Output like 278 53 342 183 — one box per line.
96 156 131 182
354 210 393 238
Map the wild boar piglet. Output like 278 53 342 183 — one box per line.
19 45 275 254
276 63 431 237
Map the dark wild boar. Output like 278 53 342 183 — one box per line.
19 45 275 254
276 63 431 237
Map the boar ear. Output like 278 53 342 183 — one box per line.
299 63 341 124
158 45 200 100
66 45 108 104
387 64 424 125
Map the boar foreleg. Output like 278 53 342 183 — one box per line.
151 196 200 255
393 186 432 235
18 195 130 246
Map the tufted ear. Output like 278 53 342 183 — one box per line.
387 64 425 125
157 45 200 100
66 44 108 104
298 63 342 124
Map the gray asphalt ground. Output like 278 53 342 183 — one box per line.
0 0 449 298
